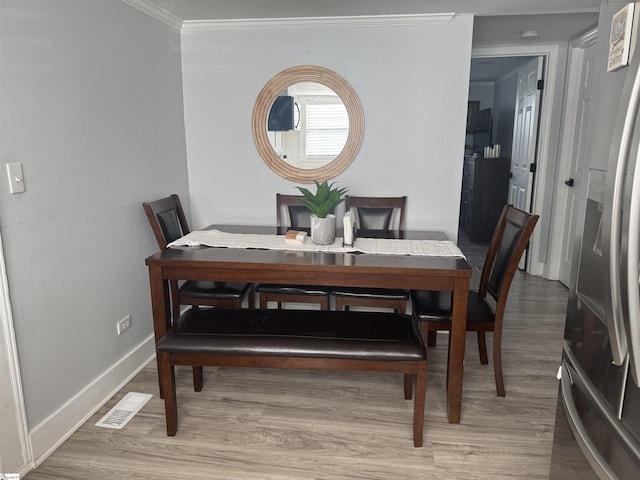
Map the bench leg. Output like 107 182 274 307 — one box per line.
158 351 178 436
413 362 428 447
403 373 413 400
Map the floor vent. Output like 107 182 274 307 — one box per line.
95 392 152 429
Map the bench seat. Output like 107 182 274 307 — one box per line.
156 308 428 446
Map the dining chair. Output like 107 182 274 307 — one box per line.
410 204 539 397
142 194 254 322
332 196 409 313
252 194 332 310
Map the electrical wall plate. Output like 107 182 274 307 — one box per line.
6 163 25 194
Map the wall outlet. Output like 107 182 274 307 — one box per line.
117 315 131 335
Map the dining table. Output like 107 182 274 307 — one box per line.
145 224 472 423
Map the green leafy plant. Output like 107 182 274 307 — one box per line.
296 181 348 218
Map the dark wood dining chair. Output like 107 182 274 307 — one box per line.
346 195 407 231
253 194 332 310
142 194 254 322
410 204 539 397
333 196 409 313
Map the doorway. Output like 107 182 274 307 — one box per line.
462 55 542 252
470 40 571 279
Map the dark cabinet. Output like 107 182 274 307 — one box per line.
459 156 510 243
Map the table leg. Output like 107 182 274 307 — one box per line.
148 265 170 398
447 276 469 423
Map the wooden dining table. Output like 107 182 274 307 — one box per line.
145 225 472 423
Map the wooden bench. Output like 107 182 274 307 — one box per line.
156 308 428 446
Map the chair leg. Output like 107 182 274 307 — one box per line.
248 287 255 309
445 333 451 382
492 330 505 397
404 373 413 399
413 362 427 448
334 296 344 311
259 294 268 309
170 280 181 322
477 331 488 365
320 296 330 311
158 352 178 436
193 366 203 391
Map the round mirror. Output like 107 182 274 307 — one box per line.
252 65 364 183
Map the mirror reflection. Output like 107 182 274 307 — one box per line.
252 65 364 183
267 82 349 169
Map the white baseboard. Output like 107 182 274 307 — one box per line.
28 334 156 467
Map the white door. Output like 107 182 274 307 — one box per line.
509 57 544 212
558 37 597 286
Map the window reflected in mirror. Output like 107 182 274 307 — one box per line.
267 82 349 170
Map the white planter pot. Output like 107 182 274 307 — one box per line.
310 214 336 245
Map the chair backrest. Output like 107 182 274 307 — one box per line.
142 194 190 249
479 204 539 316
345 196 407 231
276 194 313 229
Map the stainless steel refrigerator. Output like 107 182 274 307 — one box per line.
549 5 640 479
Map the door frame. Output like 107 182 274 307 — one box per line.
472 43 560 277
0 232 32 474
548 27 599 284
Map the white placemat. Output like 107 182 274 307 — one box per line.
168 229 465 258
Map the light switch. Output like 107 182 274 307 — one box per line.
6 163 25 194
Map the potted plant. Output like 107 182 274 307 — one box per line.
297 181 348 244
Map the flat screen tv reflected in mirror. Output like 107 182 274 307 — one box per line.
268 95 294 131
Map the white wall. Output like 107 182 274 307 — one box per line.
468 83 494 110
181 15 474 240
0 0 188 463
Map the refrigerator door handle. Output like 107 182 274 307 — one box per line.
604 61 640 365
625 146 640 386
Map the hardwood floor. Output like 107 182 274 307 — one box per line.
24 238 568 479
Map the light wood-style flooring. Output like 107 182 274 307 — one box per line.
24 237 568 479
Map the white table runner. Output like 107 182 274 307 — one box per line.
168 229 465 258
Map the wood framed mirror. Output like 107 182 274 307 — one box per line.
252 65 364 183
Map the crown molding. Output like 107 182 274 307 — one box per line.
181 13 456 32
120 0 183 30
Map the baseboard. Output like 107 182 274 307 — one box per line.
28 334 156 466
